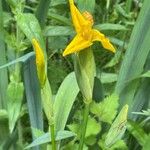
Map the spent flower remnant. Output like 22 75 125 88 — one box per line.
32 39 46 88
63 0 115 56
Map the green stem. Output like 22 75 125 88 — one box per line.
78 103 90 150
50 124 56 150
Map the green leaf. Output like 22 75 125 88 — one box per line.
51 0 66 6
95 23 127 31
143 134 150 150
115 0 150 115
141 70 150 78
35 0 51 28
0 0 9 144
85 117 101 138
23 54 43 137
0 0 8 109
104 50 122 68
16 13 45 53
77 0 95 13
25 130 76 149
98 72 118 84
31 128 45 138
0 52 34 70
99 138 128 150
92 77 104 102
90 94 119 124
127 120 148 146
110 37 127 47
105 105 128 148
48 13 71 26
7 80 24 133
0 109 8 120
44 26 74 36
115 4 131 18
132 109 150 117
85 135 97 146
54 72 79 132
67 123 80 139
130 53 150 120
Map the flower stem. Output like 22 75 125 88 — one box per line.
50 124 56 150
78 103 90 150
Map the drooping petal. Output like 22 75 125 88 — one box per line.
92 29 116 53
63 34 92 56
69 0 91 33
32 39 46 87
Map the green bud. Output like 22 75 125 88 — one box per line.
74 48 96 104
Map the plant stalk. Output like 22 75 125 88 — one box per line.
78 103 90 150
50 124 56 150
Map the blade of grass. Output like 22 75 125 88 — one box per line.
125 0 132 14
16 13 45 51
115 0 150 116
130 53 150 119
0 0 9 145
23 54 43 149
0 0 8 109
54 72 79 132
48 13 71 26
35 0 51 28
0 52 34 69
25 130 76 149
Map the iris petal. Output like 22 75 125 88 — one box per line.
69 0 90 33
63 34 92 56
92 29 116 52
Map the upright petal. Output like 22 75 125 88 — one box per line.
69 0 90 33
63 34 92 56
92 29 116 53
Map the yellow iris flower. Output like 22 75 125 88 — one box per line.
32 39 46 87
63 0 115 56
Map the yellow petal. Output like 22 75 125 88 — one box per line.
69 0 90 33
92 29 116 53
32 39 46 87
63 34 92 56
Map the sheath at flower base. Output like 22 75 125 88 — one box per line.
63 0 115 56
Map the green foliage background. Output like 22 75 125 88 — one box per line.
0 0 150 150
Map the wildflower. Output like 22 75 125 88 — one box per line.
63 0 115 56
32 39 46 87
